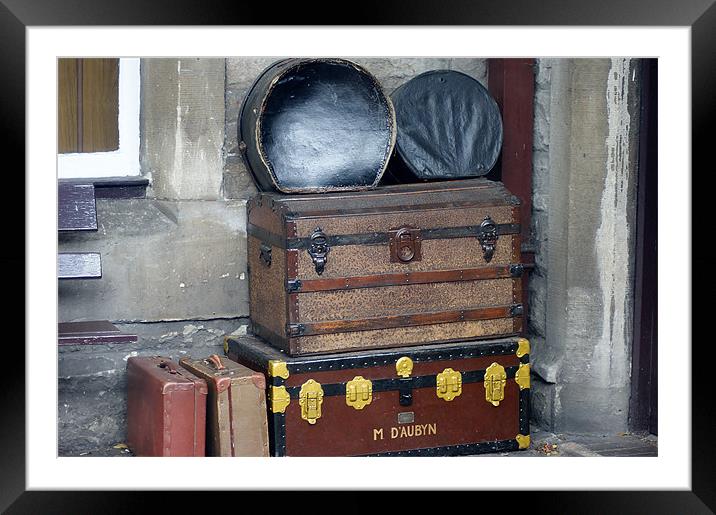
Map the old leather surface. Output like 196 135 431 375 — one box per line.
126 356 207 457
179 356 269 457
390 70 503 180
240 58 395 193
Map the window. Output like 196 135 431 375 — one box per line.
57 57 140 178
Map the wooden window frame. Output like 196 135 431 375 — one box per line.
57 58 140 178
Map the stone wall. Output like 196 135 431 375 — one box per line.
527 59 641 433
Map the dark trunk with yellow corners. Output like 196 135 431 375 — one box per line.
247 178 525 356
224 334 530 457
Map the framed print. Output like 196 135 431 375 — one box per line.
6 0 712 512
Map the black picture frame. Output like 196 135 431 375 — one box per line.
7 0 711 512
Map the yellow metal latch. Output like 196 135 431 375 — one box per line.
396 356 414 378
436 368 462 401
484 362 507 406
515 363 531 390
516 434 531 449
268 360 289 380
346 376 373 410
299 379 324 424
269 386 290 414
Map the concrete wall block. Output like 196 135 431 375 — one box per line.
529 374 556 432
58 199 249 322
532 149 550 213
539 59 640 433
142 58 225 201
527 274 548 338
530 210 549 270
553 384 630 434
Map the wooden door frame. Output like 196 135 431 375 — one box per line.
629 58 658 434
487 58 536 333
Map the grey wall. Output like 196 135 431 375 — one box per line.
527 58 641 433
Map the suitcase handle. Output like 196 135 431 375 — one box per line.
157 360 178 374
207 354 226 370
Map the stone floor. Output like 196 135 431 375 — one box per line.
480 427 658 457
69 426 658 457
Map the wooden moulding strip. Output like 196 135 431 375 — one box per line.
289 265 523 293
290 305 520 336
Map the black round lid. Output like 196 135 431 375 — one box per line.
391 70 503 179
259 59 395 191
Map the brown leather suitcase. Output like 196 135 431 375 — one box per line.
179 355 270 457
224 334 531 457
126 356 207 457
247 178 524 356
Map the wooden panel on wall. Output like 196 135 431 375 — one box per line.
58 59 79 153
81 58 119 153
57 58 119 154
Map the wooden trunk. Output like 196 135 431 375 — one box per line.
179 355 270 457
247 178 524 356
224 334 531 457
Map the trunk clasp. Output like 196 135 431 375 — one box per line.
346 376 373 410
484 362 507 407
299 379 324 424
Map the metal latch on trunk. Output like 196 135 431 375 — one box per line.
477 216 499 263
299 379 324 424
436 368 462 401
345 376 373 410
307 227 330 275
389 227 422 263
395 356 414 406
484 362 507 407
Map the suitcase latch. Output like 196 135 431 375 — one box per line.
436 368 462 401
269 385 291 414
484 362 507 406
345 376 373 410
299 379 324 424
389 227 422 263
477 216 499 263
308 227 330 275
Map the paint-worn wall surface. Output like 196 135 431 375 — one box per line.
527 58 640 433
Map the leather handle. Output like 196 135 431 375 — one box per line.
158 360 178 374
207 354 226 370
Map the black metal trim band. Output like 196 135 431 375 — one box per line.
366 438 521 457
283 366 520 397
228 334 525 378
269 412 286 457
248 222 520 250
520 386 530 437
